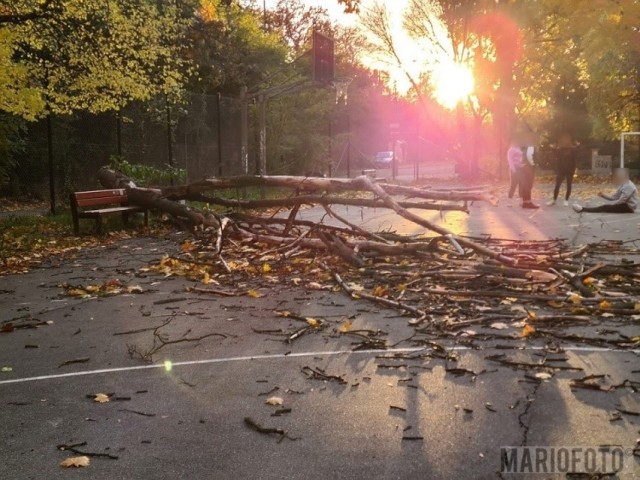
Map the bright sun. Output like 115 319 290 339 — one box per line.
432 62 475 109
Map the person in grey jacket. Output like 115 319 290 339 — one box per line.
573 169 637 213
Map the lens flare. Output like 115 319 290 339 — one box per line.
432 62 475 109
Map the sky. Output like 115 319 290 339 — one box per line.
260 0 471 104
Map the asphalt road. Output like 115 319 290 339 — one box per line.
1 182 639 479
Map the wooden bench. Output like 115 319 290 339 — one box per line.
70 189 148 235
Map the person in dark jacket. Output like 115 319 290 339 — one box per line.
547 133 577 206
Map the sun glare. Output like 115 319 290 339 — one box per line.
432 62 475 109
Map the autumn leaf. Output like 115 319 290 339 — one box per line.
93 393 110 403
126 285 143 294
181 240 197 253
265 396 283 406
247 289 264 298
489 322 508 330
547 300 564 309
261 263 272 274
582 277 596 285
337 320 352 333
66 288 89 297
521 324 536 338
569 293 583 305
1 366 12 373
535 372 552 381
60 456 90 468
275 310 291 318
599 300 612 310
372 285 387 297
202 271 211 285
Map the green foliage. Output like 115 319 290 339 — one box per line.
109 156 187 186
1 0 192 119
0 113 26 189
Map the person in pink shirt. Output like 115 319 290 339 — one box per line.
507 139 523 199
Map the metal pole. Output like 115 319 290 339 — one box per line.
217 92 223 177
116 111 122 157
240 86 249 175
258 94 267 176
166 104 173 167
47 113 55 215
328 120 333 177
346 112 351 178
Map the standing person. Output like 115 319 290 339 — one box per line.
518 135 539 209
507 139 523 199
573 169 637 213
547 133 577 206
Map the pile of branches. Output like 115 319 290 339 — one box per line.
99 168 640 350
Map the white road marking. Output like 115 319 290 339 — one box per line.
0 345 637 386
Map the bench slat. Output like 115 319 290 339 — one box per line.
80 206 144 216
73 189 127 207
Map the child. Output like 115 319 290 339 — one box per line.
573 169 637 213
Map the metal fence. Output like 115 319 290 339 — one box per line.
2 93 244 202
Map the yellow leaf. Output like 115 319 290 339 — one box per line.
521 324 536 338
528 311 536 319
372 285 387 297
66 288 89 297
247 289 264 298
93 393 110 403
202 271 211 285
84 285 100 293
582 277 596 285
338 320 352 333
60 456 90 468
181 240 196 253
306 318 319 327
261 263 271 273
275 310 291 317
126 285 143 294
599 300 612 310
569 294 582 305
265 396 283 406
635 303 640 311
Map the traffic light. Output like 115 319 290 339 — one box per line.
312 31 334 84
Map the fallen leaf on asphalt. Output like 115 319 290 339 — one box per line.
535 372 553 381
275 310 291 318
1 366 12 373
126 285 143 294
599 300 612 310
337 320 352 333
247 289 264 298
569 293 583 305
60 456 90 468
490 322 508 330
306 318 319 327
202 271 211 285
261 263 272 273
521 324 536 338
66 288 89 297
265 396 284 406
372 285 387 297
93 393 110 403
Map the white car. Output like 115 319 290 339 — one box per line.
374 151 394 168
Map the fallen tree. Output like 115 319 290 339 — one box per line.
97 167 512 264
